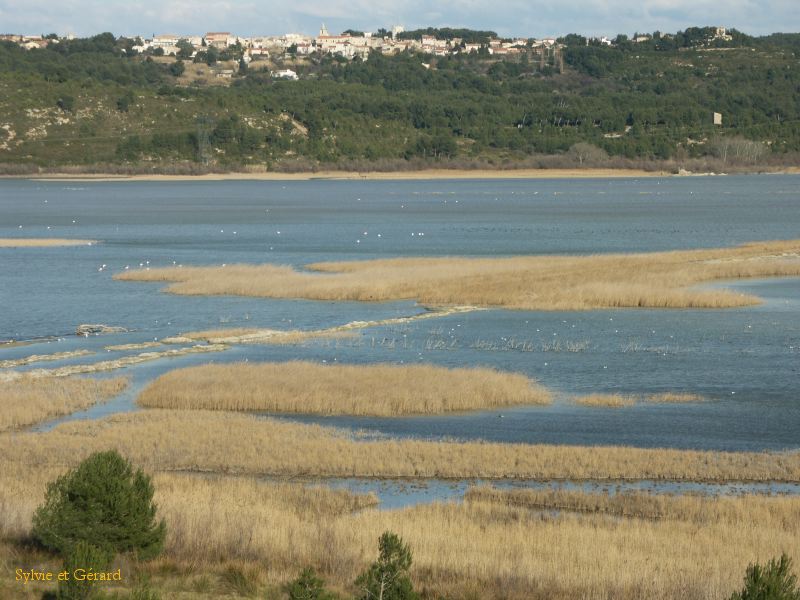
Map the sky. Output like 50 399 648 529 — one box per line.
0 0 798 39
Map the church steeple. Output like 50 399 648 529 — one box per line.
319 23 329 37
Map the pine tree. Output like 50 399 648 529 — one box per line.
32 451 165 560
356 532 419 600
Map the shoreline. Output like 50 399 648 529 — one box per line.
1 166 798 182
0 167 699 182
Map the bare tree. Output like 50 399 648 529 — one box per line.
568 142 609 167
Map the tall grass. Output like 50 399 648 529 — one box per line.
137 361 552 416
2 466 799 599
0 238 95 247
3 410 799 482
0 376 127 431
647 392 707 403
115 239 800 310
573 393 637 408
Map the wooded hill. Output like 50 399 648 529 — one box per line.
0 27 798 173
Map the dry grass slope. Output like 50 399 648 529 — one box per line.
137 361 552 416
0 376 127 431
3 410 799 482
2 466 798 599
115 239 800 310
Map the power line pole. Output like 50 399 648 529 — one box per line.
196 115 213 165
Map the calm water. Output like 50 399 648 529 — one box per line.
2 175 799 452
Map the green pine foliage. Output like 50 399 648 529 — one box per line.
730 554 800 600
355 532 419 600
32 450 166 560
57 540 112 600
286 567 337 600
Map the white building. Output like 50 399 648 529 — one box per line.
272 69 298 80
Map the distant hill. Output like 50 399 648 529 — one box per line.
0 29 798 174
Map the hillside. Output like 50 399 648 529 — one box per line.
0 28 799 174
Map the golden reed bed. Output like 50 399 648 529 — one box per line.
137 361 552 416
573 392 707 407
0 376 127 431
3 410 799 482
1 465 798 599
0 238 95 247
115 240 800 310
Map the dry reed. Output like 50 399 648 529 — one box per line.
573 393 637 408
137 361 552 416
0 238 95 247
0 349 93 369
115 240 800 310
2 464 799 599
647 392 707 403
2 410 799 482
0 376 127 431
0 344 228 381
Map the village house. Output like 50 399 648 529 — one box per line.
205 32 231 48
1 34 51 48
272 69 298 80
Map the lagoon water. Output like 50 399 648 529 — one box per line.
2 175 800 454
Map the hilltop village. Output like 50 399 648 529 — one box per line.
1 25 736 80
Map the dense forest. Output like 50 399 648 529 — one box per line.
0 27 798 173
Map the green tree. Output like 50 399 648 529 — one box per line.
56 95 75 112
355 532 418 600
169 60 185 77
32 450 166 560
286 567 336 600
730 554 800 600
57 540 112 600
116 91 134 112
176 39 194 60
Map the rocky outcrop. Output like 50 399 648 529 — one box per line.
75 324 128 337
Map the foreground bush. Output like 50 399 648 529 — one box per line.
286 567 337 600
32 450 165 559
57 540 111 600
730 554 800 600
356 532 419 600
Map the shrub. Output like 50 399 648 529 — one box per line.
57 540 112 600
730 554 800 600
32 450 165 560
355 532 419 600
286 567 336 600
56 95 75 112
